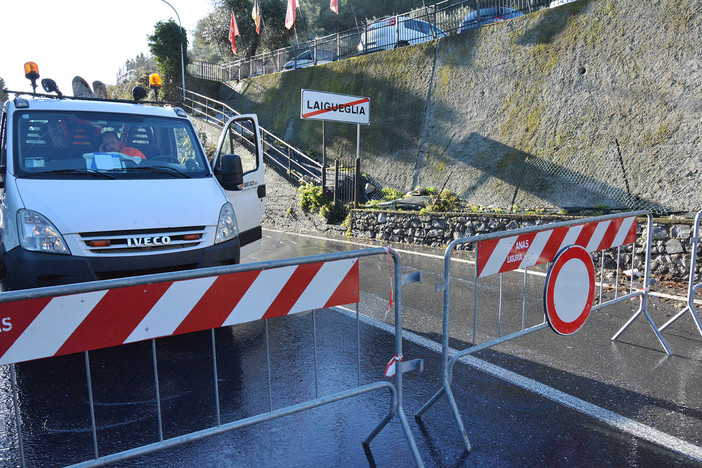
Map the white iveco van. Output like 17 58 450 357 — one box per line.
0 91 265 290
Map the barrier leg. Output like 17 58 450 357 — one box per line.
397 406 425 468
363 394 397 445
444 380 472 452
612 299 672 355
414 386 446 419
659 305 702 337
363 387 424 467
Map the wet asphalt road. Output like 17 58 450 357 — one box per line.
1 229 700 467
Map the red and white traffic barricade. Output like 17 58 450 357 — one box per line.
415 211 668 455
0 248 424 467
658 209 702 338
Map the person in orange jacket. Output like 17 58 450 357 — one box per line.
100 131 145 159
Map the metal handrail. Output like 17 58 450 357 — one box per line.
181 89 323 183
188 0 557 82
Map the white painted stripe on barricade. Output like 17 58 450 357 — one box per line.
0 259 360 366
477 216 637 278
2 292 106 365
125 277 218 343
482 237 517 277
586 220 610 251
557 224 583 253
521 230 551 268
290 259 356 314
222 266 297 326
613 216 636 247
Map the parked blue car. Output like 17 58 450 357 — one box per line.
457 7 525 32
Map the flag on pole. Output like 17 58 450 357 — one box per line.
252 0 262 34
330 0 338 14
285 0 299 30
229 11 240 54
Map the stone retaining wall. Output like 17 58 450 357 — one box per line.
350 210 699 282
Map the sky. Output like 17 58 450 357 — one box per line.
0 0 218 94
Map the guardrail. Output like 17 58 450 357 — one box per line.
414 211 670 454
188 0 558 82
0 248 425 467
658 209 702 337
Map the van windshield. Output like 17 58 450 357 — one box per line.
13 111 211 179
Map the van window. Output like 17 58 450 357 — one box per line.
13 111 210 179
217 117 259 175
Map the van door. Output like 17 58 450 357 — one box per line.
213 114 265 258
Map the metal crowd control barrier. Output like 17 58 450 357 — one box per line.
0 248 424 467
658 209 702 337
415 211 670 453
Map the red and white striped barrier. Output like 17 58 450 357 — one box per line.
0 258 359 366
477 216 637 278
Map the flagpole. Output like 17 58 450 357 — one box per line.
296 3 310 41
348 0 361 36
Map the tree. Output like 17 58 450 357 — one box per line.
192 0 453 62
148 19 188 101
0 78 6 103
196 0 295 60
107 54 158 100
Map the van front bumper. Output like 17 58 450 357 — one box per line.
1 237 241 290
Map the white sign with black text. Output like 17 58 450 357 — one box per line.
300 89 370 125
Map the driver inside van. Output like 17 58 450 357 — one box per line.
99 131 145 159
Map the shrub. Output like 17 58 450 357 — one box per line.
297 182 334 218
380 187 403 201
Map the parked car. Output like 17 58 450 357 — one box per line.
358 16 448 53
283 50 337 70
457 7 525 32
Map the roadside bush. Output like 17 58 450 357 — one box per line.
380 187 404 201
421 189 460 213
297 182 334 219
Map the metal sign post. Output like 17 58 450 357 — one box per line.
301 89 370 208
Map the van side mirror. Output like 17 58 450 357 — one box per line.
215 154 244 191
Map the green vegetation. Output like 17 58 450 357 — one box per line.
297 182 334 218
194 0 433 62
148 20 188 101
107 54 158 100
421 189 460 213
380 187 404 201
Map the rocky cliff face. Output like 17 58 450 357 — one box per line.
218 0 701 214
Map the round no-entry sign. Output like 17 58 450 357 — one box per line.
543 245 595 335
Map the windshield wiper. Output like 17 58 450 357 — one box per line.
23 168 115 179
125 166 192 178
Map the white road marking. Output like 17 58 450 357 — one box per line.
333 306 702 463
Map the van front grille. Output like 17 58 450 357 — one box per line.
79 226 207 255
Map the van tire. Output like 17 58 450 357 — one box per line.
395 40 410 48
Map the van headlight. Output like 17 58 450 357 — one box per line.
215 203 238 244
17 209 70 254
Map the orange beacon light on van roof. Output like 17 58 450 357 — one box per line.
24 62 40 92
149 73 162 89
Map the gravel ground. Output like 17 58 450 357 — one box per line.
262 166 347 236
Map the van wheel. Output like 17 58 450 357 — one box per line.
395 40 410 48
